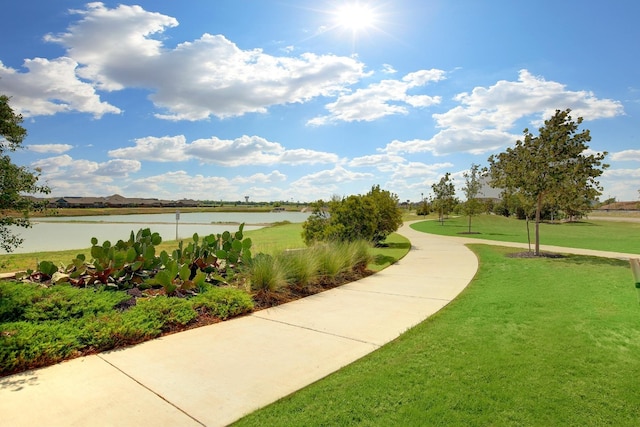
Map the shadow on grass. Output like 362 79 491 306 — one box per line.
384 241 411 250
559 254 630 268
373 254 397 266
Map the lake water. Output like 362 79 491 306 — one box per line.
2 211 311 254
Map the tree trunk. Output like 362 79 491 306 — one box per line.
468 214 471 233
535 193 542 256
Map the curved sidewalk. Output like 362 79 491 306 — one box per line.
0 223 478 427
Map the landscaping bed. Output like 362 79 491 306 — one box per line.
0 225 409 377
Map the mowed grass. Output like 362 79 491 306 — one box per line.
412 214 640 254
234 244 640 426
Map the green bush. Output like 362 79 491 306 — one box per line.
125 297 198 331
302 185 403 245
0 282 129 322
0 320 83 374
191 286 254 319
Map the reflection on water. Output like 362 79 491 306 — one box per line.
3 212 310 254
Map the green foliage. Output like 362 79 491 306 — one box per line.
126 297 198 329
248 253 287 293
169 224 252 284
20 224 252 295
431 172 457 224
302 185 403 245
191 286 254 320
0 282 129 323
280 249 320 287
488 109 608 254
462 163 483 232
314 242 352 281
0 95 50 253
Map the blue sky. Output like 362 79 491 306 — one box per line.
2 1 639 202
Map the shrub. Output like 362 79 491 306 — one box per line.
191 286 254 319
302 185 403 245
125 297 198 331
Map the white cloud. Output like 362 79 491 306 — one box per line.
610 149 640 162
108 134 339 166
600 167 640 201
233 171 287 184
26 144 74 154
308 69 445 125
295 165 373 185
349 153 406 169
38 3 367 121
384 128 515 156
124 171 237 200
390 161 454 180
381 64 396 74
32 155 141 196
0 58 121 118
108 136 190 162
386 70 624 156
437 70 623 131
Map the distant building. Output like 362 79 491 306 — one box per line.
45 194 201 208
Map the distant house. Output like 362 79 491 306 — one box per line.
49 194 200 208
54 197 107 208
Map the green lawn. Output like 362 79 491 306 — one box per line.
412 214 640 254
234 244 640 426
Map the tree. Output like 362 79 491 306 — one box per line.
487 109 607 255
461 163 483 233
0 95 50 252
301 185 403 245
431 173 456 225
367 185 403 244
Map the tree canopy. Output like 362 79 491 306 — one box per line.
487 108 607 255
302 185 403 245
0 95 50 252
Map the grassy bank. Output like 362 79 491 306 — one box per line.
234 244 640 426
412 214 640 254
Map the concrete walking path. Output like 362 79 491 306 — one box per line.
1 222 637 426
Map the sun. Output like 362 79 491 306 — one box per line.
333 3 377 32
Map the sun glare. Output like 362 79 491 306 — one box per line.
334 3 376 32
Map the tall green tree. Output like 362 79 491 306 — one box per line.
431 173 456 225
462 163 483 233
0 95 50 252
487 109 607 255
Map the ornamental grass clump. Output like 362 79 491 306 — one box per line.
279 249 320 288
314 242 352 283
248 254 288 294
344 240 373 272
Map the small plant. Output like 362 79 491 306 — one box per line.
248 253 288 299
315 242 351 282
280 249 320 288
